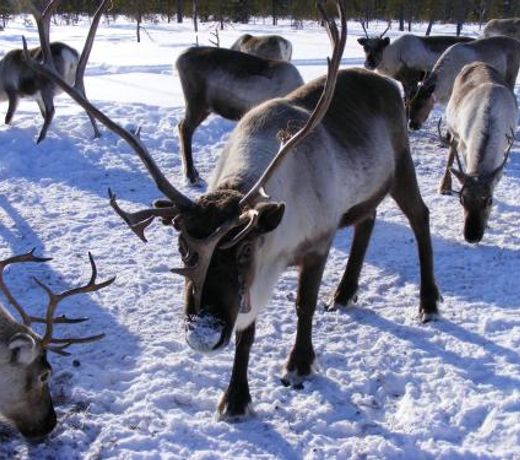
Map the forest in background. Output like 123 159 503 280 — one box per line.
0 1 519 37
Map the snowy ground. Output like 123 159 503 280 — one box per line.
0 15 519 460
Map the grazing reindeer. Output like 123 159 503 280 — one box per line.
231 34 293 61
1 0 110 143
26 0 440 420
175 46 303 184
357 25 472 106
409 36 520 130
482 18 520 41
438 62 517 243
0 251 114 439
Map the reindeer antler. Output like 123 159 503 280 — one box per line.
239 0 347 206
0 251 114 355
379 18 391 38
34 253 115 356
0 249 52 326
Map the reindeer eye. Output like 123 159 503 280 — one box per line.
39 370 51 384
238 242 253 264
485 197 493 207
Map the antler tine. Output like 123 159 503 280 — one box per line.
239 0 347 206
74 0 113 138
0 249 52 326
380 18 391 38
36 253 115 349
108 189 179 243
21 39 195 212
27 0 60 71
219 210 260 250
360 19 369 38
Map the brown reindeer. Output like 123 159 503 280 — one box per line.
175 46 304 184
0 0 110 143
0 251 114 440
25 0 440 420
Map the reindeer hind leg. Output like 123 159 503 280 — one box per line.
390 151 441 322
177 101 209 185
35 88 55 144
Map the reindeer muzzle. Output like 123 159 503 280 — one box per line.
184 312 228 353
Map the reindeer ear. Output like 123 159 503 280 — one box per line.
357 38 368 46
8 333 39 365
255 202 285 234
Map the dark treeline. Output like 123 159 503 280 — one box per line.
1 1 519 34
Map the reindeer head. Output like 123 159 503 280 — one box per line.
0 251 114 439
22 0 346 353
357 20 391 70
409 74 437 130
448 133 514 243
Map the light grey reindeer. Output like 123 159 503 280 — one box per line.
482 18 520 41
0 0 110 143
357 23 473 105
26 0 440 421
0 251 113 440
231 34 293 61
438 62 517 243
175 45 303 184
409 36 520 130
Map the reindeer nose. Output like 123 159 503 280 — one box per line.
409 121 421 131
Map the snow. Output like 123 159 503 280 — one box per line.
0 16 519 460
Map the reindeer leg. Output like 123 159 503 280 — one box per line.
438 143 456 195
36 89 55 144
391 152 441 322
5 90 18 125
282 251 329 389
217 321 255 420
177 103 209 186
327 212 376 311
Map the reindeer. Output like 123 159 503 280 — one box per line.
26 0 440 420
175 46 304 185
482 18 520 41
357 24 473 106
0 0 110 143
437 62 517 243
0 251 114 440
409 36 520 130
230 34 293 61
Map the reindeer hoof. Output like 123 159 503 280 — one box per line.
325 292 358 312
420 311 440 323
216 396 255 422
185 174 205 188
281 357 317 388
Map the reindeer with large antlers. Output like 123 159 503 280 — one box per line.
437 62 517 243
0 251 114 440
0 0 109 143
24 0 440 420
357 21 472 109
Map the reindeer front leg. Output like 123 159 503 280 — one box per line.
282 251 329 388
438 142 457 195
5 89 19 125
217 321 255 420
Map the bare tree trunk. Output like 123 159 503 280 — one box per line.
219 0 224 30
193 0 199 46
272 0 277 26
456 0 465 36
176 0 183 23
399 3 404 31
425 3 436 36
136 10 141 43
